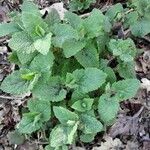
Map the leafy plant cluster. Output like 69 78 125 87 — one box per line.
0 0 147 149
68 0 96 11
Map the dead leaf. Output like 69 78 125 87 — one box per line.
16 141 39 150
125 141 139 150
40 2 67 20
92 136 124 150
141 78 150 92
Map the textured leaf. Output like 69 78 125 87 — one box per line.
32 76 67 102
21 0 41 16
83 9 105 38
66 68 107 93
117 61 136 79
66 122 78 144
124 11 139 28
17 51 37 65
0 70 40 95
69 0 95 11
98 94 119 124
33 32 52 55
53 106 79 124
80 114 103 134
108 38 137 62
8 51 20 65
22 13 48 39
18 112 43 134
103 67 116 84
130 19 150 37
64 11 83 31
105 3 123 22
96 33 110 53
50 123 77 148
52 24 79 47
75 42 99 68
9 31 36 54
50 125 67 147
28 99 51 122
30 51 54 72
45 8 61 27
80 133 96 143
62 39 86 58
60 58 82 77
112 79 140 101
0 22 21 37
132 0 150 17
71 98 94 112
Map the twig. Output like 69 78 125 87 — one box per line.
0 95 23 100
133 106 144 118
142 36 150 43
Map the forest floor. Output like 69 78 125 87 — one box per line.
0 0 150 150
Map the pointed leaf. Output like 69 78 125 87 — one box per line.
32 76 67 102
53 106 79 124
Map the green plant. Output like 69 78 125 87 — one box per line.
105 1 150 37
0 1 142 149
69 0 96 12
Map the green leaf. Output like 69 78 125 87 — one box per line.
112 79 140 101
83 9 105 38
64 11 83 31
104 67 117 84
30 51 54 72
50 125 67 147
0 22 21 37
21 0 41 16
60 58 82 77
28 99 51 122
69 0 95 11
124 11 139 28
75 42 99 68
66 68 107 93
80 133 96 143
71 98 94 112
0 70 40 95
8 130 25 145
131 0 150 17
108 38 137 62
80 114 103 134
17 51 37 65
117 60 136 79
96 33 110 53
21 13 48 39
45 8 61 27
105 3 123 22
8 51 20 65
130 19 150 37
17 112 43 134
53 106 79 124
9 31 36 54
33 32 52 55
50 123 78 147
98 94 119 124
32 76 67 102
62 39 86 58
52 24 79 48
65 122 78 144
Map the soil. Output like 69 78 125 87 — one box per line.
0 0 149 150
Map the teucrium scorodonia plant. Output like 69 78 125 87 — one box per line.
0 0 144 149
